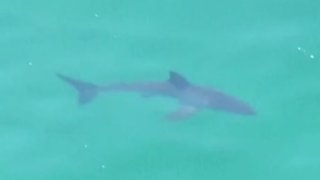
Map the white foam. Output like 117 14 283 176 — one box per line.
310 54 315 59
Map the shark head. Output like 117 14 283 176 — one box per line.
207 92 256 115
167 71 256 116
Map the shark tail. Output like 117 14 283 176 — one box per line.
57 73 99 104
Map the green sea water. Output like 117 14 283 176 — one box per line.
1 0 320 179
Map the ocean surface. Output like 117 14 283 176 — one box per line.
1 0 320 179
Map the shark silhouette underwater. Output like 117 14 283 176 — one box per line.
57 71 256 120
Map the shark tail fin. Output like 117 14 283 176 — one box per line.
57 73 99 104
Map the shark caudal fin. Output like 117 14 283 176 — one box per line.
57 73 98 104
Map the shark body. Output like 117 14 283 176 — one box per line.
57 71 256 119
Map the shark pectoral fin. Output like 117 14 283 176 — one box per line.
166 106 198 120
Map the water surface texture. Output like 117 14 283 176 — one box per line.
1 0 320 179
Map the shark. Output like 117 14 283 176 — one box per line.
57 71 256 119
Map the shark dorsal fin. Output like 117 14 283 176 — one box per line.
168 71 190 89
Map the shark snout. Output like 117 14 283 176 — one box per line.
230 100 257 116
210 97 256 116
238 106 256 115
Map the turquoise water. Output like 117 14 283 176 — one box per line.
1 0 320 179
